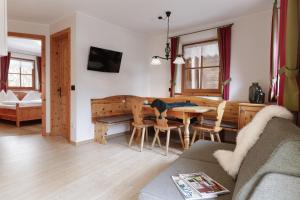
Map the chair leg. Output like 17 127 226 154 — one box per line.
140 128 146 152
201 130 205 139
210 132 215 142
178 128 184 149
151 128 160 148
166 129 171 156
216 132 221 143
145 127 149 144
129 127 136 147
156 131 162 148
191 130 197 145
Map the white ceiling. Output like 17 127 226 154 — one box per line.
8 37 41 56
8 0 273 34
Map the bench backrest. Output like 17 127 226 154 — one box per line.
145 96 240 124
91 95 239 125
91 95 140 122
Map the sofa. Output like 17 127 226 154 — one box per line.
139 117 300 200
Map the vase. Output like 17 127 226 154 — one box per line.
249 83 264 103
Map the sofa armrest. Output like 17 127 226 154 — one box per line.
249 173 300 200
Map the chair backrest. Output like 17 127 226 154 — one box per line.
215 101 227 127
131 98 145 126
154 108 168 128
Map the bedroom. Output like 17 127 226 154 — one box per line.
0 34 43 136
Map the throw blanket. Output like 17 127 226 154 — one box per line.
150 99 197 118
213 105 293 178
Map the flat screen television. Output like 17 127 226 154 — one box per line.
87 46 123 73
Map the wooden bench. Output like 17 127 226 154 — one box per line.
91 95 140 144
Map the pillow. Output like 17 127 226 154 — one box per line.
22 91 41 101
0 90 6 102
5 90 19 102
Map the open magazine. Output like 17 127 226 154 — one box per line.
172 172 229 200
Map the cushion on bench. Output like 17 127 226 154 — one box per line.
96 114 133 124
202 119 238 130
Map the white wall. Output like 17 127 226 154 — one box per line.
7 20 51 132
51 13 150 142
230 11 271 101
74 12 150 142
148 10 272 102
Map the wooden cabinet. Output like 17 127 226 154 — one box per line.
238 103 265 130
0 0 7 56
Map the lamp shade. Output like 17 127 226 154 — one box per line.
151 57 161 65
173 56 185 65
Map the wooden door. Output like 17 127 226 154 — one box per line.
50 28 71 141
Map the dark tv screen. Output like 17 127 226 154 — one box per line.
87 46 123 73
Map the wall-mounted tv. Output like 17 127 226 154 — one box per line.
87 46 123 73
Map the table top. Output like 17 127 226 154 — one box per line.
171 106 216 113
143 105 216 113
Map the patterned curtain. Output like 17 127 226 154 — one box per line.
36 56 42 92
170 37 179 97
218 26 232 100
0 52 11 91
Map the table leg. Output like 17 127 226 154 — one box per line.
183 115 191 150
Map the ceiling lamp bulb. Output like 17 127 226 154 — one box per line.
151 56 161 65
173 56 185 65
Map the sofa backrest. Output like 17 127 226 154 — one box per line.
233 117 300 200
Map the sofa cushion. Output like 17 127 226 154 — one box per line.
139 158 235 200
181 140 235 164
233 118 300 200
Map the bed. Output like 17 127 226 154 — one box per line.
0 91 42 127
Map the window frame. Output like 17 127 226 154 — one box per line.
7 57 36 90
181 39 222 97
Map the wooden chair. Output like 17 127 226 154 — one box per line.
128 99 154 152
151 108 184 156
191 101 227 143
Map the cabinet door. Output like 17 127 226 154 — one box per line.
239 106 264 130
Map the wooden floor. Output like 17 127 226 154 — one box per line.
0 122 181 200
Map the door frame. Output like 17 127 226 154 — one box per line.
8 32 47 136
50 28 71 141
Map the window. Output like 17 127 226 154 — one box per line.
8 58 35 89
182 40 221 96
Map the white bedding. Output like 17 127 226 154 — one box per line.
0 100 42 109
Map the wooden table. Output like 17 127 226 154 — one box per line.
143 105 216 150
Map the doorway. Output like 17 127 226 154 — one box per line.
0 32 46 136
50 28 71 141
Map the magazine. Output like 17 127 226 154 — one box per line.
179 172 230 196
172 176 216 200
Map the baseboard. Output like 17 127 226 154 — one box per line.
106 131 129 139
70 131 129 146
71 139 94 146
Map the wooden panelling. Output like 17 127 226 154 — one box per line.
91 95 141 122
145 96 240 124
238 103 266 130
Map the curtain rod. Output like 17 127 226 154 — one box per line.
170 23 234 38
